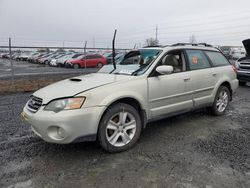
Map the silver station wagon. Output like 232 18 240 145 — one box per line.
22 43 239 152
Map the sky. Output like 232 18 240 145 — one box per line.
0 0 250 49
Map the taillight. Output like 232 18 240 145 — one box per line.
232 65 237 73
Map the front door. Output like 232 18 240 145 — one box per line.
147 50 193 118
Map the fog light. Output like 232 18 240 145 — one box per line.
47 126 66 140
57 127 65 138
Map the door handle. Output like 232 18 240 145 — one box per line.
184 77 191 82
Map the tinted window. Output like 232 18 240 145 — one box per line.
94 54 102 58
186 50 211 70
87 54 102 59
205 51 230 66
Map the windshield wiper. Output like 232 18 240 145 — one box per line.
109 29 117 74
131 65 147 76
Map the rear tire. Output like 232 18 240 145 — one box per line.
98 103 142 153
211 86 230 116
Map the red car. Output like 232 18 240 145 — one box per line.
66 54 107 68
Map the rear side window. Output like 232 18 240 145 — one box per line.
205 51 230 66
186 50 211 70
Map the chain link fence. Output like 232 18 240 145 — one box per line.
0 41 129 94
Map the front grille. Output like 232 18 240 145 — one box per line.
27 95 43 113
239 60 250 70
239 64 250 70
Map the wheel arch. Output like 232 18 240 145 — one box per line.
220 81 232 100
98 97 148 131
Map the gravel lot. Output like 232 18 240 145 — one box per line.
0 84 249 188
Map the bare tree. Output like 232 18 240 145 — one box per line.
145 38 159 46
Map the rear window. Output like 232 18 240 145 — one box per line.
205 51 230 66
186 50 211 70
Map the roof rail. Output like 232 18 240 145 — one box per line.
170 43 213 47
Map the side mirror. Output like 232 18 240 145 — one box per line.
156 65 174 75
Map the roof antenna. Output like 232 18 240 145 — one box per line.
112 29 117 70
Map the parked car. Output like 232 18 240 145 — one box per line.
12 52 21 60
22 43 238 152
50 53 82 67
47 54 67 66
0 52 8 58
220 46 232 59
17 52 33 61
230 47 246 60
65 54 107 68
234 39 250 85
1 53 10 58
103 52 120 64
31 53 51 63
37 53 59 64
27 52 43 62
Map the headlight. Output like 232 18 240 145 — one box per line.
44 97 86 112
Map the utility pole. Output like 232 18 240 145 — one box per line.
84 41 87 69
9 37 14 91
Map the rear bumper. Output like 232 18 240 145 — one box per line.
230 79 239 98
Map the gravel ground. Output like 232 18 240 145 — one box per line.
0 84 249 188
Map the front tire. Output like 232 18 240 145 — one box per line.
98 103 142 153
73 64 80 69
211 86 230 116
97 62 103 68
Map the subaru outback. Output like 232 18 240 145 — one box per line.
22 43 239 152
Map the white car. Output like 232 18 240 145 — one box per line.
22 44 238 152
51 53 85 67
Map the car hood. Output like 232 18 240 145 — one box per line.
243 39 250 57
68 59 80 63
33 73 134 104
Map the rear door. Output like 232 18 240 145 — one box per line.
184 50 215 107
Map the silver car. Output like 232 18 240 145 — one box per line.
22 44 239 152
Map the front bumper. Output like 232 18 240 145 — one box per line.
22 104 106 144
65 63 73 68
237 70 250 82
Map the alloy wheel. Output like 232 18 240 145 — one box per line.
216 90 229 112
106 111 136 147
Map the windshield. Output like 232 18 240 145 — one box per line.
75 55 84 59
103 52 112 58
98 49 162 76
